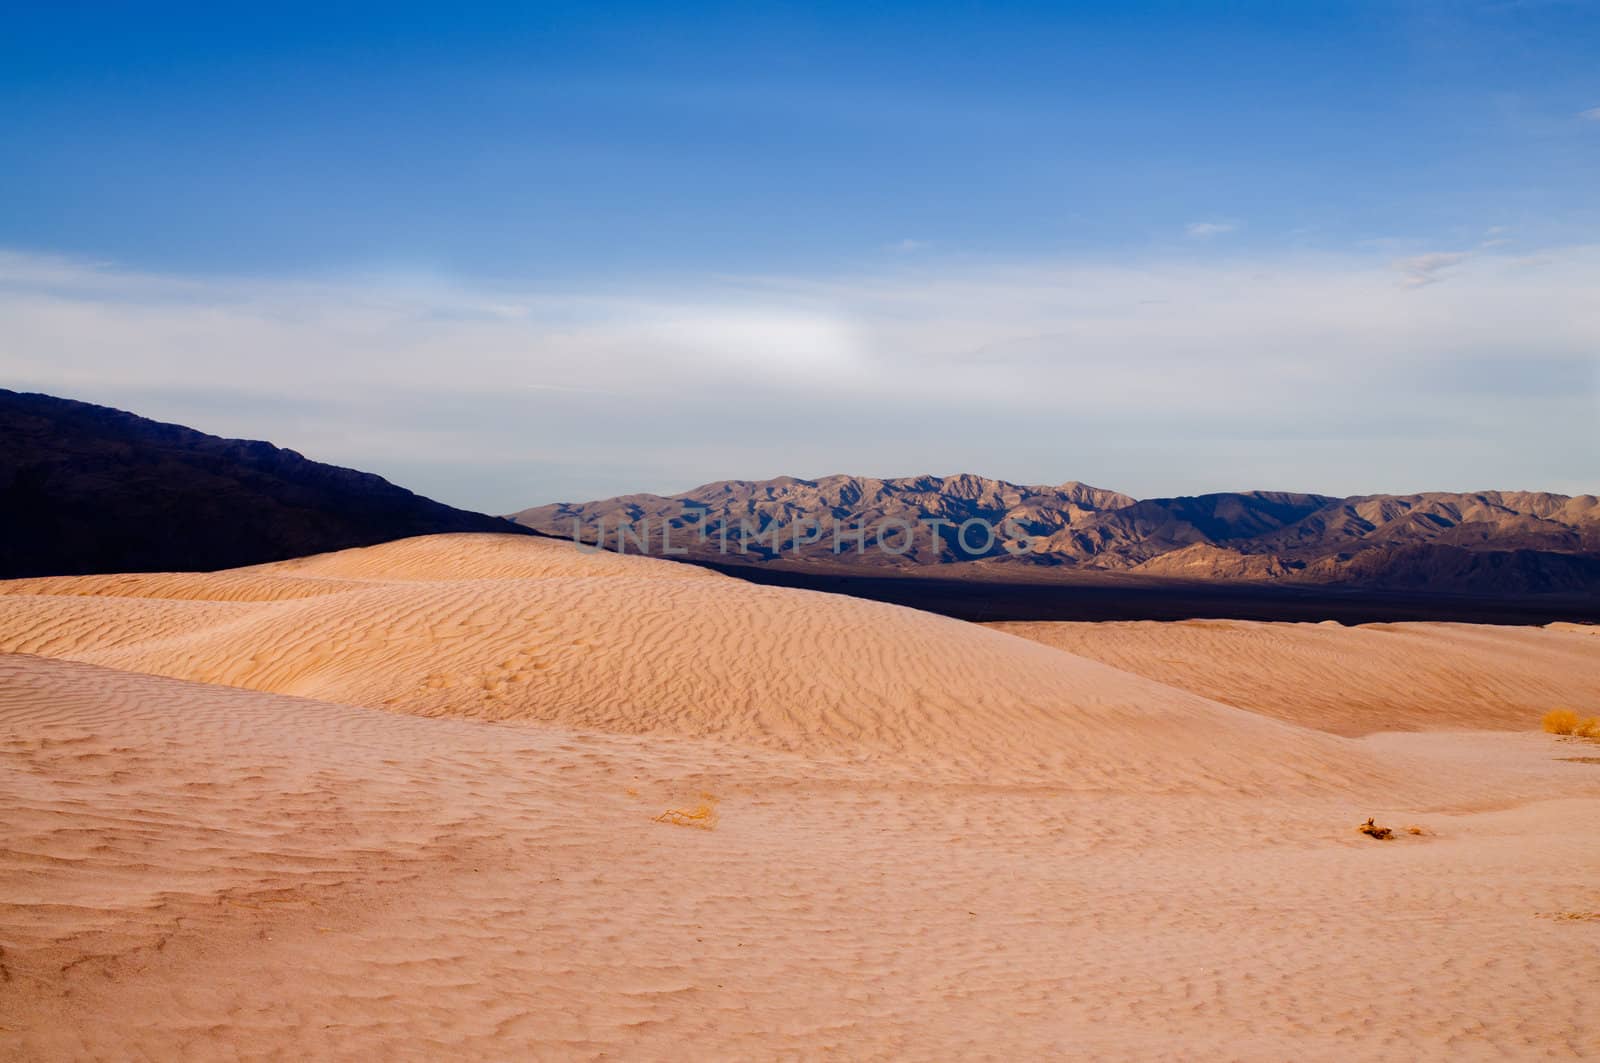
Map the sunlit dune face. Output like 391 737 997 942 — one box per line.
2 534 1598 1058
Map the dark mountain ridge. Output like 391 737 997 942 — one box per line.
0 390 534 578
512 475 1600 596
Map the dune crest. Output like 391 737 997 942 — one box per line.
5 533 1599 1058
2 534 1377 792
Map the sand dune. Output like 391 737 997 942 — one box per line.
0 534 1382 792
991 619 1600 735
4 652 1598 1060
3 533 1599 1059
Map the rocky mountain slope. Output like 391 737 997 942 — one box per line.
0 390 533 578
511 475 1600 593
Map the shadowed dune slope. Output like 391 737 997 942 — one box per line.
991 619 1600 736
0 533 1381 793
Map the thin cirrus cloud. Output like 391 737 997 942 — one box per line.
0 244 1595 508
1393 251 1473 288
1185 221 1238 239
1580 106 1600 121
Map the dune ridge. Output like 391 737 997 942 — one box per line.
3 533 1599 1059
1 534 1382 793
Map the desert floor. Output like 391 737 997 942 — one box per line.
1 533 1597 1060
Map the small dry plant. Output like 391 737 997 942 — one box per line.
1542 708 1600 738
1357 817 1393 841
654 792 719 831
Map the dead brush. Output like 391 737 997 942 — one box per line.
1357 818 1393 840
653 792 719 831
1542 708 1600 738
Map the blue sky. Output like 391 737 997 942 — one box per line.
2 2 1597 508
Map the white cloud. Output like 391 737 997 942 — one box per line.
1185 220 1237 239
1393 250 1472 288
2 243 1595 507
1480 226 1512 248
889 238 930 252
1580 106 1600 121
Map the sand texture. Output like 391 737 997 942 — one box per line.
3 534 1598 1060
991 618 1600 735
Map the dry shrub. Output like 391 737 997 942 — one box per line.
1357 818 1393 840
654 793 719 830
1544 708 1579 735
1543 709 1600 738
1405 825 1427 836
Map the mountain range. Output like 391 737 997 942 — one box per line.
0 389 531 578
3 390 1594 599
511 474 1600 594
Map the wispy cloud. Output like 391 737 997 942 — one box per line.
1479 225 1512 249
888 238 931 253
1185 220 1237 239
1580 106 1600 121
1393 250 1472 288
2 243 1595 506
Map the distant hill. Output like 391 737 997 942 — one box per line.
0 390 534 578
511 474 1600 595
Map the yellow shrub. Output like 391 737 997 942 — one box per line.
1543 708 1579 735
653 792 719 830
1576 717 1600 739
1357 817 1393 840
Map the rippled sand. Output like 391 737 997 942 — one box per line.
2 534 1597 1059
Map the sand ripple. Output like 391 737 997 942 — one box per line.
2 535 1597 1059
